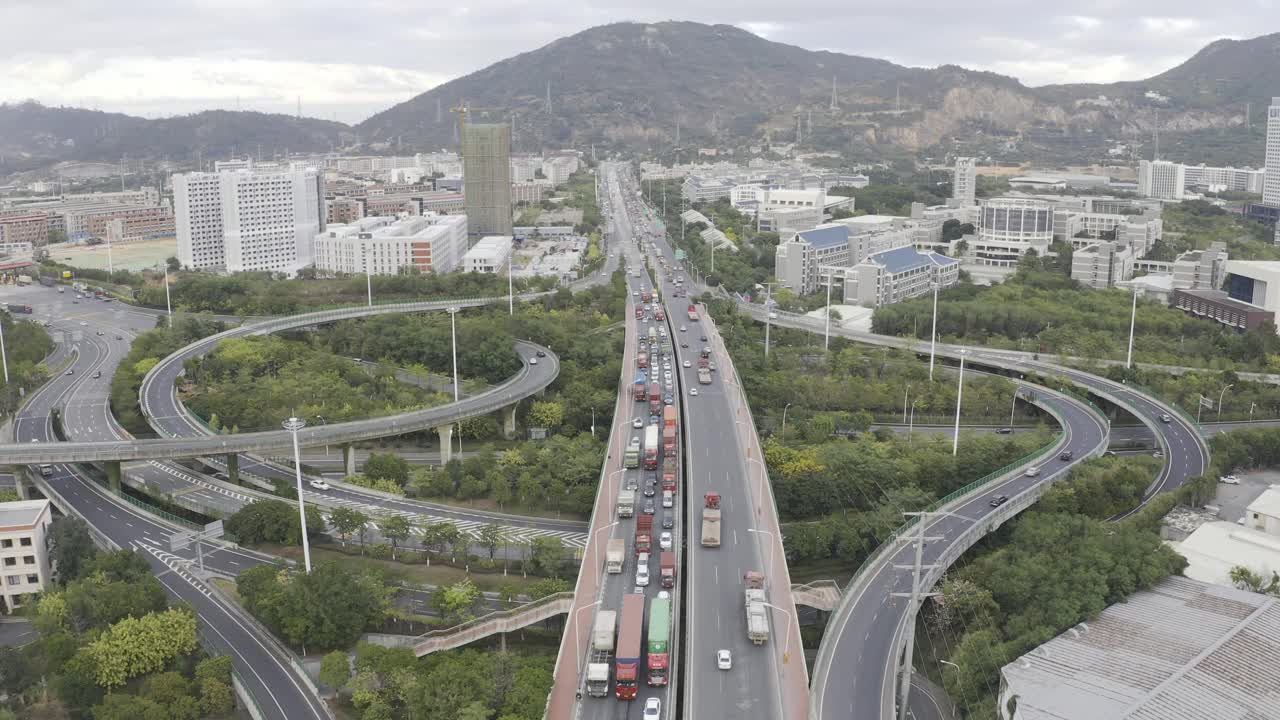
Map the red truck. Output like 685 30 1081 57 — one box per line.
635 515 654 555
648 383 661 415
615 594 645 700
634 372 648 401
642 290 652 304
660 551 676 588
638 355 648 369
634 305 644 319
654 305 666 322
687 304 699 321
662 405 677 456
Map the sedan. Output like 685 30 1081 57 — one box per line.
994 427 1013 435
64 369 74 376
633 417 644 428
680 342 689 348
989 495 1009 508
716 649 732 671
659 531 673 550
643 499 656 515
679 325 687 332
79 321 87 326
309 480 331 491
1220 475 1241 485
690 388 699 396
643 698 661 720
1024 466 1040 477
683 359 692 368
663 396 674 405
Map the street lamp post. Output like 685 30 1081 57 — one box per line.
572 600 602 678
760 601 794 665
952 349 967 457
1218 384 1234 422
1009 387 1022 428
363 243 373 308
0 318 8 384
928 282 939 381
747 528 776 582
315 415 327 457
764 283 774 358
903 384 911 424
1126 288 1138 369
781 403 792 431
591 406 597 438
823 274 833 351
447 308 460 402
908 399 918 445
282 417 311 573
1250 401 1257 422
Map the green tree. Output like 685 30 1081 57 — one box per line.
529 400 564 428
91 693 168 720
85 608 198 689
319 650 352 691
433 579 482 624
142 671 200 720
479 524 504 560
1230 566 1280 596
195 656 235 716
328 506 369 547
363 452 411 486
529 537 565 577
380 515 414 559
46 516 98 583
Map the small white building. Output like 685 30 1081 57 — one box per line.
462 235 513 274
0 500 52 614
313 213 468 276
842 246 959 308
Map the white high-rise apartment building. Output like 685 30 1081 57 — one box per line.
1265 98 1280 207
0 500 52 614
313 214 468 276
175 162 324 274
951 157 977 206
1138 159 1186 201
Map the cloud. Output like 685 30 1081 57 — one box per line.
0 2 1267 120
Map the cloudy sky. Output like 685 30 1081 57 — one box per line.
0 1 1269 123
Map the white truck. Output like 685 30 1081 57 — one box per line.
744 571 770 645
586 610 617 697
616 489 636 518
606 538 625 574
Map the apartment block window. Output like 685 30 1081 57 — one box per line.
19 538 31 547
0 539 10 549
22 556 34 565
26 574 38 584
2 558 14 567
5 575 19 585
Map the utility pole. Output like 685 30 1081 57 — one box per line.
1126 288 1138 369
891 512 943 720
823 274 832 351
830 75 838 112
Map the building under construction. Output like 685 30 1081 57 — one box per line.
461 122 513 237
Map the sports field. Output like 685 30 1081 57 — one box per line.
47 238 178 272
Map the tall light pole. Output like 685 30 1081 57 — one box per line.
747 528 776 580
928 282 939 381
1218 384 1234 422
908 399 918 444
952 350 967 457
0 317 9 384
507 253 514 315
764 283 773 358
315 415 327 457
1126 288 1138 369
1250 401 1257 422
1009 386 1022 428
363 243 373 307
163 266 172 319
447 307 460 402
282 417 311 573
781 403 792 430
823 274 832 351
760 601 794 665
903 384 911 424
572 600 602 678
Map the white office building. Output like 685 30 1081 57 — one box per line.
541 156 580 186
462 235 513 273
1182 164 1266 194
681 176 737 203
1138 159 1186 201
972 198 1053 266
756 188 826 233
775 225 853 295
0 500 52 614
313 213 468 276
174 162 324 274
1071 242 1135 290
842 246 959 307
951 157 977 206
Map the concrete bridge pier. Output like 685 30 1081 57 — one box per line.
437 424 455 465
106 461 121 492
226 453 240 484
343 445 357 477
503 405 518 440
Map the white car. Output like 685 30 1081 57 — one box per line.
529 357 538 365
632 291 639 297
1220 475 1241 485
683 360 692 368
690 388 699 396
308 480 331 491
633 417 644 428
662 363 671 371
716 649 732 670
680 325 687 332
636 564 650 587
1024 466 1041 477
643 698 661 719
659 531 673 550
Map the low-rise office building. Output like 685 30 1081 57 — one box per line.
841 246 959 307
462 235 513 274
681 176 736 203
0 213 49 246
998 576 1280 720
0 500 52 614
972 198 1053 266
1071 242 1134 289
775 225 853 295
313 213 468 276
